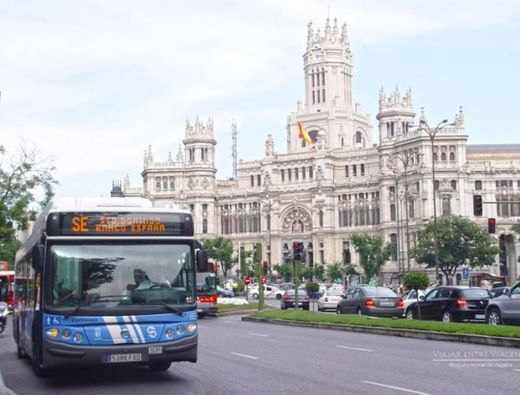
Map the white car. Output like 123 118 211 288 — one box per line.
317 290 344 311
400 289 425 316
248 285 284 300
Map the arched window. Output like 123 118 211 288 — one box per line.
441 152 447 161
202 219 208 234
449 152 455 161
451 180 457 190
475 180 482 190
355 131 363 144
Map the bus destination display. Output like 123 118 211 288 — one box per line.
55 212 193 236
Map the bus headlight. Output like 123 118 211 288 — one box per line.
62 328 72 339
187 324 197 333
73 332 83 343
176 325 185 335
46 328 59 338
165 328 175 339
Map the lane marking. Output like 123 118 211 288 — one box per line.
361 380 431 395
248 332 268 337
514 369 520 372
337 345 374 352
230 352 259 360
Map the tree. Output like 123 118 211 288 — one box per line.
327 262 343 282
233 248 252 277
273 263 292 282
512 222 520 238
313 264 326 282
0 143 57 264
350 233 393 283
402 272 430 319
413 215 499 284
202 237 234 279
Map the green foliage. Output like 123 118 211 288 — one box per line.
313 264 326 282
327 262 343 282
350 233 392 282
274 263 292 282
0 143 57 263
402 272 430 291
305 281 320 293
203 237 234 278
413 215 499 283
512 222 520 238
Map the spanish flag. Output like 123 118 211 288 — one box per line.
297 121 313 145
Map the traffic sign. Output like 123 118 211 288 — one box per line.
244 276 251 285
462 267 469 279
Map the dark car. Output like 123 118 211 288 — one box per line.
406 286 491 322
336 286 404 317
280 289 310 310
486 281 520 325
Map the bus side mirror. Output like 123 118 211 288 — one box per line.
196 249 208 272
31 244 44 271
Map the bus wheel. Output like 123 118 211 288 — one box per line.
149 361 171 372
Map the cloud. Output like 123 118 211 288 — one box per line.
1 0 519 196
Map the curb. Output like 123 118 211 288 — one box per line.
0 369 17 395
241 316 520 348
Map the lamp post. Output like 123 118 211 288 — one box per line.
418 118 455 282
263 198 273 272
392 151 413 272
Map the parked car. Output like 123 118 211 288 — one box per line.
489 286 509 298
248 285 284 300
217 286 234 298
317 290 343 312
336 286 404 318
400 289 426 316
486 281 520 325
406 286 491 322
280 289 310 310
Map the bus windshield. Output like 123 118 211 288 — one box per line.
45 243 195 313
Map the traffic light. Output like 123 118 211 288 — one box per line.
262 260 268 275
292 241 304 261
473 195 483 216
488 217 496 234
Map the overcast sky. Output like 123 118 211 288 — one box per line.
1 0 519 197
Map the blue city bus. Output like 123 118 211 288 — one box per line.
12 197 207 377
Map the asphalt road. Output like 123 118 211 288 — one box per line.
1 313 519 395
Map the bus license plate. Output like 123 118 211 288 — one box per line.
148 346 163 355
107 353 142 363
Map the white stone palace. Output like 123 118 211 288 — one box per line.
112 17 520 285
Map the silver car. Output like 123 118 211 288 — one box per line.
486 281 520 325
317 290 343 311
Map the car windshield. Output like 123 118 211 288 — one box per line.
46 243 195 312
327 291 343 297
461 289 490 299
363 287 397 297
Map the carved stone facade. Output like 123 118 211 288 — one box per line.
113 17 520 285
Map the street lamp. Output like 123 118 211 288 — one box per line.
391 151 414 272
418 117 455 282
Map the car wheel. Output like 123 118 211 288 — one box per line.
356 307 362 315
336 306 341 314
406 308 414 320
487 308 502 325
276 294 282 300
252 293 259 300
442 311 453 323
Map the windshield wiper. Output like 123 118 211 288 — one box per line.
64 300 90 318
141 302 184 315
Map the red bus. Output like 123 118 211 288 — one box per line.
0 269 15 310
